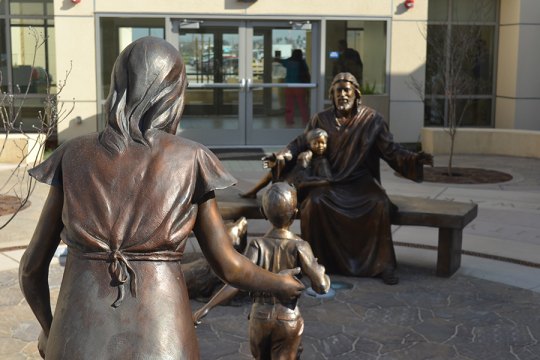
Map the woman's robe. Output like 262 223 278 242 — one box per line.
29 131 235 359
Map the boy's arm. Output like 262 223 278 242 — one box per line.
297 242 331 294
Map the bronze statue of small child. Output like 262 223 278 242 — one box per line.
240 128 332 199
291 128 332 191
194 182 331 359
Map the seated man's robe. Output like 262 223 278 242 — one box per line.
284 105 423 276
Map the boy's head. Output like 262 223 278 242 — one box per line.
306 128 328 156
261 182 298 229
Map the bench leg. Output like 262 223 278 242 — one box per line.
436 228 463 277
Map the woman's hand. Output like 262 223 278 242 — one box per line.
275 268 305 304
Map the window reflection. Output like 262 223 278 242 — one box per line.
0 19 6 92
100 17 165 99
425 0 497 127
178 27 240 130
10 0 46 16
180 32 240 84
252 27 311 129
10 24 54 94
325 20 387 96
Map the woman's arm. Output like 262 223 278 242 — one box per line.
193 193 304 303
19 186 64 357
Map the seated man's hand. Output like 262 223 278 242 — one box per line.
262 150 293 169
262 153 277 169
263 150 293 182
417 151 434 166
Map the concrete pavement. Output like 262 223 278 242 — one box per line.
1 154 540 359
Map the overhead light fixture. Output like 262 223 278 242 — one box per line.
290 21 311 31
179 20 203 30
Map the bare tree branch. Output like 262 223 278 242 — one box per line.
0 28 73 229
408 2 490 175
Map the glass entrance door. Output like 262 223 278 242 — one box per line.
176 20 317 146
247 21 317 145
177 21 245 145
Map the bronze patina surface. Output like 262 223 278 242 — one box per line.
268 72 433 285
194 183 330 359
18 36 304 359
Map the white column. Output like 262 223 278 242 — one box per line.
496 0 540 130
389 0 428 143
53 0 97 142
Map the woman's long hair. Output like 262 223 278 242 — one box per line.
99 37 187 153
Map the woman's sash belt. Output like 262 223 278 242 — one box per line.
70 247 183 308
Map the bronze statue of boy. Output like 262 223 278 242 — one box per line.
194 182 331 359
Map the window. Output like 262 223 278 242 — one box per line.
99 17 165 100
425 0 498 127
10 19 55 94
1 0 55 133
325 20 387 96
1 18 7 92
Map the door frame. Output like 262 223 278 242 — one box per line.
168 18 320 147
171 19 248 145
244 20 320 146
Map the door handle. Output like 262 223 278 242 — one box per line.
240 78 246 89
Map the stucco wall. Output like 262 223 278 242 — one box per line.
53 0 97 142
52 0 428 143
421 127 540 158
496 0 540 130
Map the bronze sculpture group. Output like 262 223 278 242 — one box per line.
19 37 303 359
19 36 432 359
193 182 330 359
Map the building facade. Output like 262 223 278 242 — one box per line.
1 0 539 147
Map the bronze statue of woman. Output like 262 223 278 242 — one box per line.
19 37 303 359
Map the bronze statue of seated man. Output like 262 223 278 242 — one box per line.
264 72 433 285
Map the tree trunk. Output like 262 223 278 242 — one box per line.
448 132 455 176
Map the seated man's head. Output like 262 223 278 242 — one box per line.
306 128 328 156
261 182 298 229
329 72 361 115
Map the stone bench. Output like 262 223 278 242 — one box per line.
215 187 478 278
